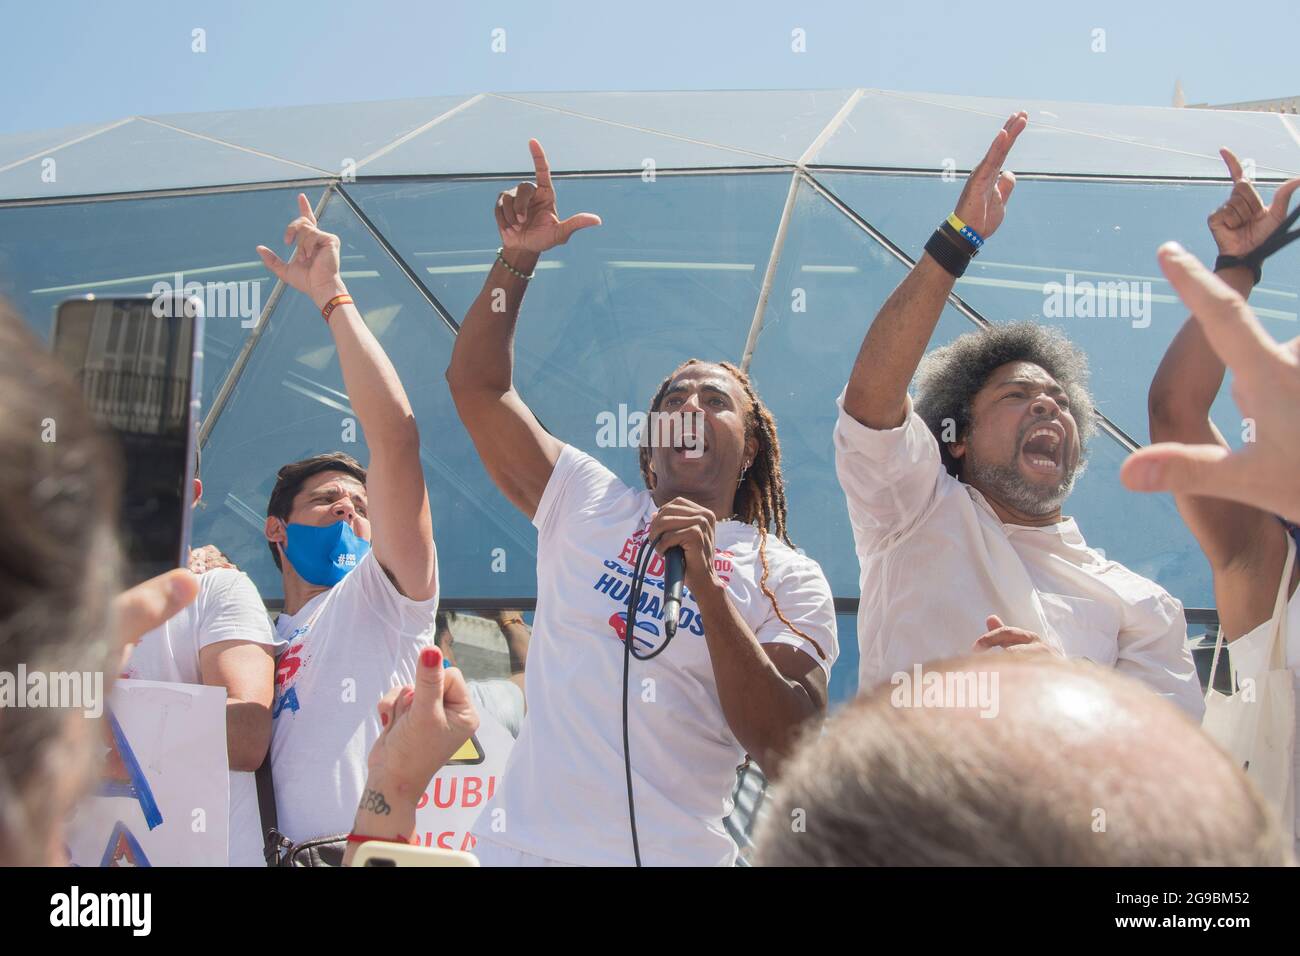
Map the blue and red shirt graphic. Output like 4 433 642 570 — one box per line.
592 524 734 652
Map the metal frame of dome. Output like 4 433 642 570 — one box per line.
4 88 1289 698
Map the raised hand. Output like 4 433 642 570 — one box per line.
1121 242 1300 524
954 112 1028 239
1208 149 1300 259
496 139 601 254
367 646 479 797
256 193 346 309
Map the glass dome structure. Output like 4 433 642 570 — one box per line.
3 88 1298 705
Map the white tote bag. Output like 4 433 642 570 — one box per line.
1201 536 1297 847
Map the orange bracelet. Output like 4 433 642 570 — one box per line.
321 293 353 322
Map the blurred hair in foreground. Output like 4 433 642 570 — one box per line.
757 653 1289 866
0 300 122 865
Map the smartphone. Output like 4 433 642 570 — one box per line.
353 842 480 867
51 294 204 587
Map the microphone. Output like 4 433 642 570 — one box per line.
662 546 685 639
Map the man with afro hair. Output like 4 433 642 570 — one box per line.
834 113 1202 718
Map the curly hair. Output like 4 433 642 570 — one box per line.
637 359 825 662
913 322 1096 478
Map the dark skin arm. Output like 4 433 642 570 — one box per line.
445 139 600 520
647 499 827 780
1146 149 1300 638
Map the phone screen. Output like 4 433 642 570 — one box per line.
51 295 204 587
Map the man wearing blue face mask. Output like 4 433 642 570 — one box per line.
254 195 443 860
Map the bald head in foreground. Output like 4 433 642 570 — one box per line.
756 654 1289 866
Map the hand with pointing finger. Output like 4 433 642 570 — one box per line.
368 645 479 797
496 139 602 255
256 193 347 310
1209 148 1300 260
1121 242 1300 523
343 645 480 864
953 112 1028 240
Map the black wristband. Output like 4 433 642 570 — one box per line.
1214 253 1262 286
925 228 973 278
1215 205 1300 286
939 218 980 256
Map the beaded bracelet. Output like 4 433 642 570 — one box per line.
946 212 985 251
497 247 536 281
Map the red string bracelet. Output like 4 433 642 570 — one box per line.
346 832 411 846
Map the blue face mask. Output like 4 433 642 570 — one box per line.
282 521 371 586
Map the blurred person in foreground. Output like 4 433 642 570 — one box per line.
836 112 1202 717
0 301 198 866
1135 156 1300 852
0 300 471 867
756 654 1289 866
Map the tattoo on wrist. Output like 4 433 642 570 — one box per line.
360 788 391 815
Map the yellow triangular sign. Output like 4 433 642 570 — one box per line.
448 733 485 766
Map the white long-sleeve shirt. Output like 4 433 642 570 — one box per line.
834 390 1205 720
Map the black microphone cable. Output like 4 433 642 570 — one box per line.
620 531 681 866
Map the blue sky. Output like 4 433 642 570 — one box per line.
1 0 1296 135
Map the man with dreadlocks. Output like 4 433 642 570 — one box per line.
836 113 1203 718
446 140 837 866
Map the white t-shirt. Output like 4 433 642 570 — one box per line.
270 550 439 843
834 391 1205 720
472 444 838 866
123 567 283 867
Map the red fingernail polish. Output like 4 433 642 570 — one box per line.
422 646 441 668
381 712 389 726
